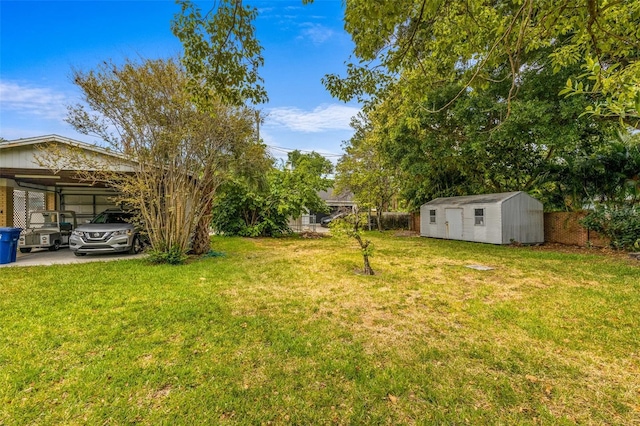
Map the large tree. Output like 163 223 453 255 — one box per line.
63 58 258 261
322 0 639 127
335 113 400 230
172 0 269 253
367 52 617 210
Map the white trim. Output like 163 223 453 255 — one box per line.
1 134 128 162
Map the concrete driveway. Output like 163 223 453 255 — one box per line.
0 247 145 267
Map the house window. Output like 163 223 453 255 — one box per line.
429 209 436 224
474 208 485 226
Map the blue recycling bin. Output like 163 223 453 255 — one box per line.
0 227 22 264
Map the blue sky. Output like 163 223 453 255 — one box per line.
0 0 359 161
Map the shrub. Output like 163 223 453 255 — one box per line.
147 244 188 265
581 204 640 250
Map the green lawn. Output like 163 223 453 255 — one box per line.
1 233 639 425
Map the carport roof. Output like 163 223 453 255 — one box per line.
1 134 117 156
0 134 132 188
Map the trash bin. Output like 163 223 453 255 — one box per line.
0 227 22 265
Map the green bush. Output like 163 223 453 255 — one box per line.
147 244 188 265
581 204 640 250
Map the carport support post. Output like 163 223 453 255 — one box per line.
45 192 56 210
0 180 14 227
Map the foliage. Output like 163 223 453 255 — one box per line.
45 58 258 262
170 0 268 254
274 151 334 217
577 132 640 250
171 0 267 108
581 204 640 250
212 177 286 237
335 113 401 230
330 210 375 275
549 131 640 210
322 0 639 127
147 244 188 265
365 52 618 210
212 151 333 236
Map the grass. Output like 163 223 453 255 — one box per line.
1 233 639 424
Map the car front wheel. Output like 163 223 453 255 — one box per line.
128 235 143 254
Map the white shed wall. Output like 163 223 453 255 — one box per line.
480 204 503 244
420 203 503 243
501 195 544 244
420 192 543 245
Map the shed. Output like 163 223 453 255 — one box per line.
420 191 543 244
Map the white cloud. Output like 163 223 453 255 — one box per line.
298 23 335 45
266 104 360 133
0 80 70 121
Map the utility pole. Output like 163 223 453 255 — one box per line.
255 110 260 142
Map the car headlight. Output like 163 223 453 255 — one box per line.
112 229 132 236
72 230 83 236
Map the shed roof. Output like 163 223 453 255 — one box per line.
423 191 523 206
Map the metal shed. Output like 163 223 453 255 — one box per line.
420 191 544 244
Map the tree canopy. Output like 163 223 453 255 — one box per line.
62 58 259 261
323 0 639 127
171 0 267 108
335 112 400 229
336 47 621 211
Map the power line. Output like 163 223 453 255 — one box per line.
265 144 343 158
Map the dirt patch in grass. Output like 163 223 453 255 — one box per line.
300 231 330 239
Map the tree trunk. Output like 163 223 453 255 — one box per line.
354 233 375 275
191 198 213 255
362 252 375 275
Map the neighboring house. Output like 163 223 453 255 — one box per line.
315 188 356 222
420 191 544 245
0 135 134 228
287 188 356 231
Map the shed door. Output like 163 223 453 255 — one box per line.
445 208 463 240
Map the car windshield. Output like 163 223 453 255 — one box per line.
28 212 58 229
91 211 134 224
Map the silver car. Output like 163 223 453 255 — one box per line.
69 209 144 256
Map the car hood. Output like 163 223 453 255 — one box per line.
75 223 134 232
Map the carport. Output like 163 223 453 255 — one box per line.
0 135 134 228
0 247 146 267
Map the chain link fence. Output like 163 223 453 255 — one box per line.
289 214 317 232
